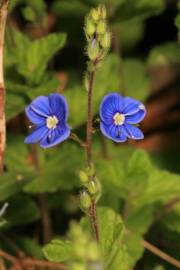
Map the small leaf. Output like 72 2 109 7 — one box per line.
24 143 85 193
43 239 73 262
5 195 40 226
148 42 180 66
113 0 165 23
0 174 26 201
15 237 43 259
122 59 150 101
52 0 88 17
17 33 67 84
81 207 126 269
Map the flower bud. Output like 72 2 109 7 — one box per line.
98 4 106 19
87 242 100 260
90 8 99 21
100 31 111 49
71 263 86 270
85 19 96 36
79 170 89 184
87 39 100 61
80 191 91 210
86 163 95 176
96 20 106 35
86 180 101 195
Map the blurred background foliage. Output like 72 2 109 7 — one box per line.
0 0 180 269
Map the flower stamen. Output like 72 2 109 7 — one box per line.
46 116 59 129
113 112 125 126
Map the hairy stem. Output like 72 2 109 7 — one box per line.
0 0 9 174
86 66 99 242
86 70 95 165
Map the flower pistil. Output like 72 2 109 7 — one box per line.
46 116 59 129
113 112 125 126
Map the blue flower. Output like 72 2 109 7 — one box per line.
25 93 70 148
99 93 146 142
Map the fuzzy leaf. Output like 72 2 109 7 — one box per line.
43 239 73 262
113 0 165 23
148 42 180 66
17 33 66 84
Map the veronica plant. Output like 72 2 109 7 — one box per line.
24 5 146 246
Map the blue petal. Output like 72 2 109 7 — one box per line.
125 108 146 124
25 106 46 125
100 121 127 143
123 97 143 115
100 93 124 124
123 123 144 140
39 124 70 148
30 96 51 117
25 126 48 144
49 93 68 121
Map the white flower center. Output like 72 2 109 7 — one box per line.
113 112 125 126
46 116 59 129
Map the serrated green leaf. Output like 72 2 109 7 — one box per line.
119 21 145 51
52 0 88 17
5 136 35 177
125 149 152 195
6 92 27 121
5 195 39 226
43 239 73 262
175 14 180 31
17 33 67 84
0 174 26 201
123 233 144 268
148 42 180 66
126 206 154 235
135 170 180 207
113 0 165 23
162 202 180 234
122 59 150 101
22 6 36 22
24 142 85 193
15 237 44 259
81 207 126 269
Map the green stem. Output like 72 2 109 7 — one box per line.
86 64 99 242
86 69 95 165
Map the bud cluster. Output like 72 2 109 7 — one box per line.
84 5 111 62
79 163 101 212
68 222 102 270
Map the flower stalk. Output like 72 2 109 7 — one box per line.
80 4 111 242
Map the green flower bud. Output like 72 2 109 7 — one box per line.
86 163 95 177
98 4 106 20
100 31 111 49
80 191 91 210
96 20 106 35
90 8 99 21
87 242 100 261
71 263 86 270
87 39 100 61
79 170 89 184
85 19 96 36
86 180 101 195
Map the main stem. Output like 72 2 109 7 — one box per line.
86 67 99 242
0 0 9 174
86 70 95 165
